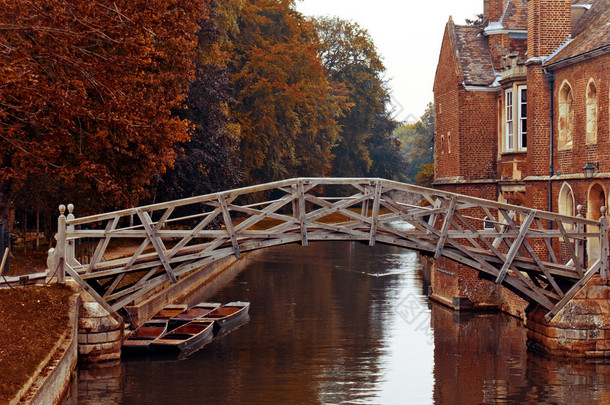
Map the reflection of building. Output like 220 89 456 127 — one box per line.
431 0 610 316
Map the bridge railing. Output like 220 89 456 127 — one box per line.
47 178 608 321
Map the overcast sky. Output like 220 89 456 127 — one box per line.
296 0 483 123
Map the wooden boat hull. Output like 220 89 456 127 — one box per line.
167 302 221 331
199 301 250 332
151 304 188 320
150 320 215 357
122 320 169 355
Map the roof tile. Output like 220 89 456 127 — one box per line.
453 25 497 86
546 0 610 66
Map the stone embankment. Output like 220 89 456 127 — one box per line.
527 276 610 358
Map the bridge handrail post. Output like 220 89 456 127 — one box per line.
66 204 78 268
600 207 608 279
576 205 585 269
56 205 67 284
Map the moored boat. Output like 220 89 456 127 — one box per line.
122 319 169 354
151 304 188 320
167 302 221 331
199 301 250 331
150 319 215 357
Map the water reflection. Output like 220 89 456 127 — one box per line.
69 242 610 404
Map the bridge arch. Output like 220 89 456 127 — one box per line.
48 178 608 323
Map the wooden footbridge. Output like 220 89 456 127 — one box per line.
48 178 608 322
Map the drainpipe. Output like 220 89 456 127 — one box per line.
545 69 555 227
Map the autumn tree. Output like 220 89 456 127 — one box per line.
153 0 243 202
228 0 343 185
0 0 207 220
314 16 405 179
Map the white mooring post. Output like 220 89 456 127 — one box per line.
56 204 66 284
600 206 609 279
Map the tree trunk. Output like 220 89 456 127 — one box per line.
0 181 12 229
36 209 40 249
23 211 27 253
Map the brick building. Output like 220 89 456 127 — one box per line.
431 0 610 317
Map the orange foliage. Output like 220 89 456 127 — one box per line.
0 0 207 208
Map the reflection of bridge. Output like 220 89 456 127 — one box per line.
49 178 608 322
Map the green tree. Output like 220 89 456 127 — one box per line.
393 102 435 183
314 17 404 179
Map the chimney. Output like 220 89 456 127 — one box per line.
485 0 507 23
527 0 572 59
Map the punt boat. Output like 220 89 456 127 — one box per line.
199 301 250 332
122 319 169 354
151 304 188 320
167 302 221 331
150 319 215 357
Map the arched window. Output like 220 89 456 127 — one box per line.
558 81 574 149
586 79 598 144
587 183 606 264
558 183 575 230
558 183 575 217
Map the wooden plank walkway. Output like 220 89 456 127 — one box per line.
47 178 608 322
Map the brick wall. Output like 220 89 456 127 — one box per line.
551 53 610 176
459 90 499 180
434 23 462 180
526 63 551 180
485 0 508 23
527 0 571 59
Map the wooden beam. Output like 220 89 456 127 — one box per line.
600 216 609 279
434 198 457 259
85 216 119 274
297 181 308 246
64 264 122 321
545 260 601 322
136 209 177 283
556 220 584 277
496 211 535 283
218 194 241 259
369 181 382 246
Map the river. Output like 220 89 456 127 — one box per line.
67 242 610 404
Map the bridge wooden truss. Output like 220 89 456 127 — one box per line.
49 178 608 322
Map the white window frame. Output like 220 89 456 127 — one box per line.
505 88 514 151
517 85 527 151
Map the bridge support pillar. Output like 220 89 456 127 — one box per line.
526 276 610 358
428 258 528 318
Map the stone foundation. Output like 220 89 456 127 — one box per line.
77 299 123 364
429 257 528 319
526 276 610 358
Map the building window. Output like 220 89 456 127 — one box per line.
483 216 495 229
505 88 514 151
586 79 598 144
504 86 527 152
558 81 574 150
447 131 451 154
558 183 575 230
518 86 527 150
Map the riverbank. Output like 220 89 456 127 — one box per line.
0 285 73 403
